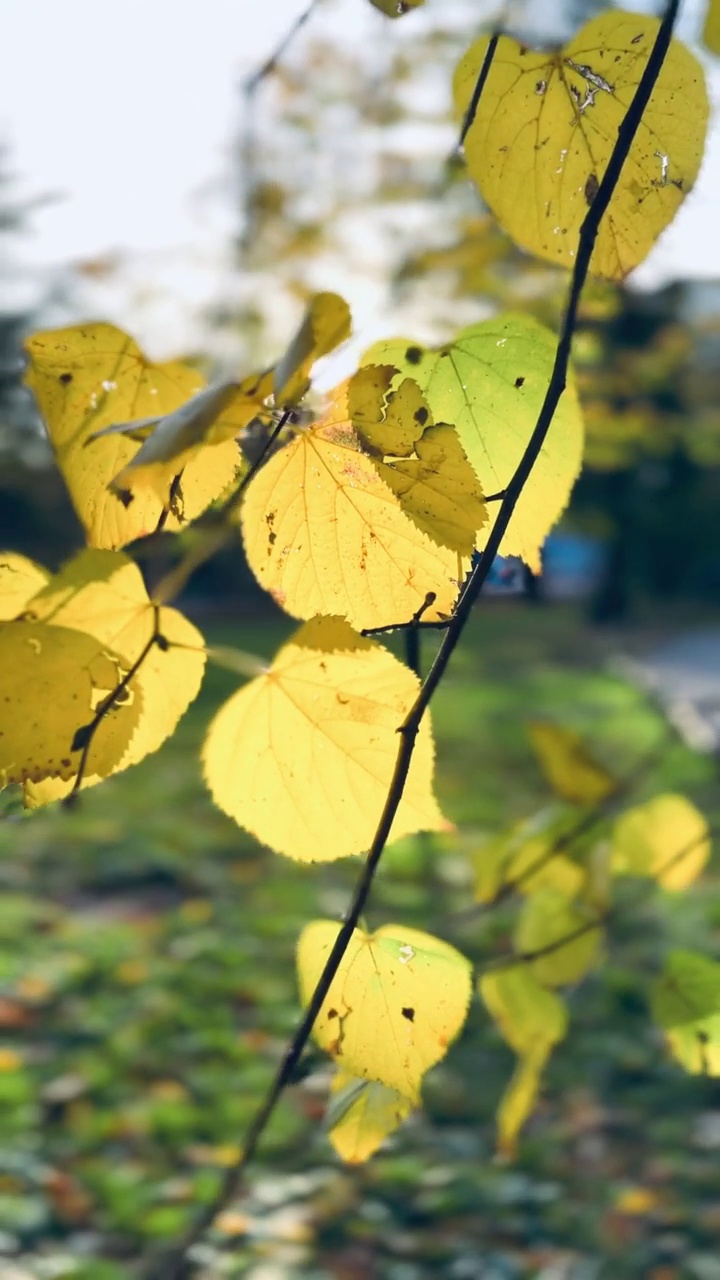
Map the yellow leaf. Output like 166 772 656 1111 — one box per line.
24 323 243 548
89 375 259 503
326 1071 414 1163
479 968 567 1154
703 0 720 56
0 620 141 787
240 383 466 631
652 949 720 1076
0 553 49 620
363 315 584 571
202 616 448 862
474 807 584 903
528 722 616 805
274 291 351 405
454 13 708 279
349 368 487 556
22 548 205 804
611 793 710 891
298 920 472 1100
514 887 602 987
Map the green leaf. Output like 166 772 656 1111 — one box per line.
652 950 720 1076
362 314 584 570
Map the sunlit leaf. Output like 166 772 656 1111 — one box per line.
349 367 487 555
652 950 720 1075
0 554 49 620
298 921 472 1100
363 315 584 571
454 13 708 279
514 887 602 986
528 721 616 805
326 1070 414 1163
88 376 260 503
240 382 466 630
274 291 351 405
611 793 710 891
24 323 244 547
0 620 141 787
22 549 205 803
202 616 448 862
480 967 567 1155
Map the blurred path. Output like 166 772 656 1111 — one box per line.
618 629 720 752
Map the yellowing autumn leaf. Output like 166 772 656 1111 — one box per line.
202 616 448 862
349 367 487 555
298 921 472 1100
363 315 584 571
326 1071 414 1163
88 375 259 504
0 554 49 620
652 950 720 1076
240 383 466 630
454 13 708 280
24 323 244 548
0 620 141 787
528 722 616 805
703 0 720 55
514 888 602 987
474 807 584 904
22 548 205 803
611 793 710 891
369 0 424 16
274 292 351 405
479 967 567 1155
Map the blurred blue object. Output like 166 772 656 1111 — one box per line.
542 531 608 599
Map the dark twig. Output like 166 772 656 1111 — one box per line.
156 5 681 1274
154 472 184 534
64 607 163 806
458 32 501 149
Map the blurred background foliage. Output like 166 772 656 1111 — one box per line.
3 0 720 1276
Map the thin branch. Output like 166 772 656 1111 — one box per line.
151 412 291 606
154 471 184 535
458 32 501 149
64 607 163 807
155 5 682 1274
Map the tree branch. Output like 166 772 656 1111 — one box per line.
154 3 682 1273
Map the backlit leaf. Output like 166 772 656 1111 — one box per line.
611 793 710 890
0 554 49 620
298 921 472 1100
363 315 584 571
274 291 351 405
454 13 708 279
240 382 466 630
88 376 260 503
480 967 567 1155
0 621 141 788
349 367 487 555
202 616 448 862
326 1071 414 1163
24 323 243 547
23 549 205 803
514 888 602 986
652 950 720 1075
528 721 616 805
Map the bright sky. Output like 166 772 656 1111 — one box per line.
2 0 719 356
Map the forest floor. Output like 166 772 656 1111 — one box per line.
2 597 720 1280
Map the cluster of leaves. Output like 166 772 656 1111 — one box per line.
2 5 720 1264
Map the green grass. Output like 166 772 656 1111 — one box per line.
1 599 718 1278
